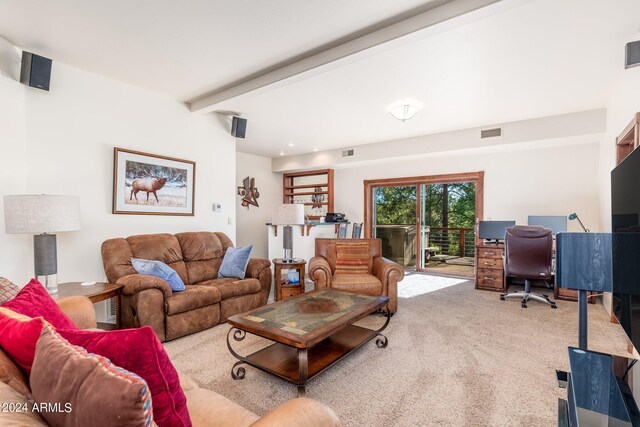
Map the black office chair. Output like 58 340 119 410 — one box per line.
500 225 557 309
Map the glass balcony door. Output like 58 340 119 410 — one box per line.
372 185 417 268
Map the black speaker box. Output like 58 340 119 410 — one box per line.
626 41 640 69
20 52 52 91
231 116 247 138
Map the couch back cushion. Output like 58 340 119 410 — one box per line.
315 239 382 273
102 234 188 284
176 232 234 284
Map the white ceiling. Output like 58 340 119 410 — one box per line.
1 0 639 158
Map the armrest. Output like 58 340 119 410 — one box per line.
372 257 404 313
309 256 332 289
372 257 404 286
116 274 173 300
250 398 342 427
56 296 97 329
245 258 271 279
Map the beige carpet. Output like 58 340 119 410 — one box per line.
164 276 631 426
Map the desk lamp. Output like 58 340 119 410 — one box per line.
556 232 612 350
271 204 305 263
568 213 590 232
3 195 81 294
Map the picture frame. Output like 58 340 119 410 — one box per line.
112 147 195 216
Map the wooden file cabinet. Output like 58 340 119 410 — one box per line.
475 243 505 292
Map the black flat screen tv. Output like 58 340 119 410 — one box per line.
478 220 515 244
612 146 640 353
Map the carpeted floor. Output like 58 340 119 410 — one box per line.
164 275 631 426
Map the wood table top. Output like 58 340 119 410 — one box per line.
228 289 388 348
52 282 123 300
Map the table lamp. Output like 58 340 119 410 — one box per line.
271 204 305 263
568 213 590 232
3 195 81 294
556 232 612 350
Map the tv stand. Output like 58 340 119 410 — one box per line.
475 243 505 292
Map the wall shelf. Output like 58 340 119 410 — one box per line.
283 169 334 219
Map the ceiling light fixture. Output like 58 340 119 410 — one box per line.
313 147 319 152
279 150 285 156
287 142 295 147
389 104 419 122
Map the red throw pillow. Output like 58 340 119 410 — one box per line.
2 279 77 330
59 327 191 427
0 308 47 375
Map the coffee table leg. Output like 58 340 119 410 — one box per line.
227 328 249 380
297 348 308 397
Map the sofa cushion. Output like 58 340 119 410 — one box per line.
132 258 186 292
165 285 222 316
127 233 189 285
0 277 19 303
0 347 31 398
176 232 225 284
198 278 261 300
0 307 47 375
334 242 371 275
184 387 259 427
59 326 191 427
3 278 77 330
218 245 253 279
330 274 382 296
30 326 154 427
0 381 48 426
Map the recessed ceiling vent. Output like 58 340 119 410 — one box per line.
481 127 502 139
341 148 355 157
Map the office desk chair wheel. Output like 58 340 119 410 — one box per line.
500 280 557 309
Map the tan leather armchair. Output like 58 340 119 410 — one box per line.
308 238 404 314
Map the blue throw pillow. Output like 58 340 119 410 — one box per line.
218 245 253 279
131 258 185 292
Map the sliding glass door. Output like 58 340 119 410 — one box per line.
366 172 483 278
373 186 416 267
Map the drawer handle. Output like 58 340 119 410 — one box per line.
483 252 494 255
484 262 495 266
483 277 494 281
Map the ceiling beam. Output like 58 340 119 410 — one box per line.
188 0 504 113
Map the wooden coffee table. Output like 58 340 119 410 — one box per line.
226 289 390 396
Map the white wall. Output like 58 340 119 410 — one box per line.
235 152 281 259
334 141 602 233
0 39 236 284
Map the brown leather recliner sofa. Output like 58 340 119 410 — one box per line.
308 238 404 314
101 232 272 342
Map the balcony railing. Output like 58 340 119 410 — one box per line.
374 225 475 267
426 227 475 258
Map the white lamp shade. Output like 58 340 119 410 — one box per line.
271 204 305 225
4 195 81 234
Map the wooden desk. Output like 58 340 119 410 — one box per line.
53 282 123 328
475 243 505 292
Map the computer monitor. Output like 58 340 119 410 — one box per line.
527 215 568 235
478 220 516 244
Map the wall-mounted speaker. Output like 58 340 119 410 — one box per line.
231 116 247 138
20 52 52 91
625 41 640 69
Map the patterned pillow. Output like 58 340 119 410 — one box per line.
30 326 154 427
0 277 19 303
334 243 371 275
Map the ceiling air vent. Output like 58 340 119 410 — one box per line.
480 128 502 139
341 148 355 157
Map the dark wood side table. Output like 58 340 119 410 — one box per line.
272 259 306 301
53 282 123 329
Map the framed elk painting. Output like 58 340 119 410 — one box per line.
112 147 195 216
